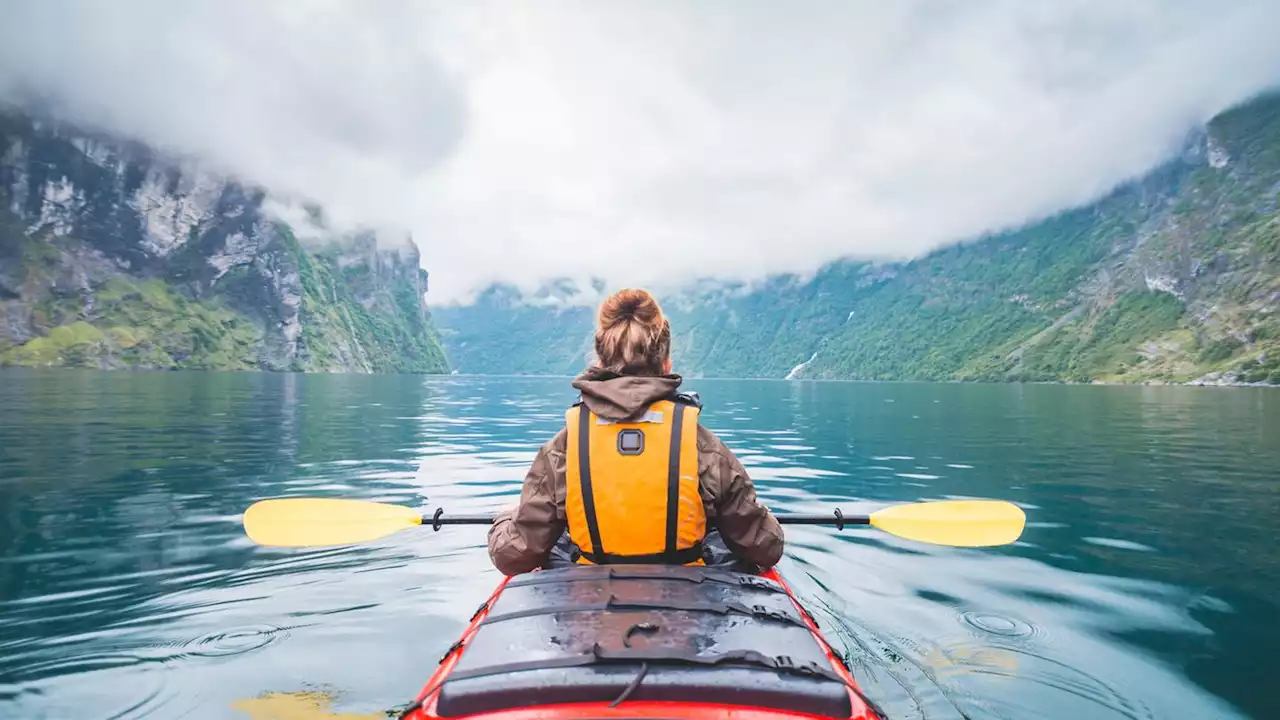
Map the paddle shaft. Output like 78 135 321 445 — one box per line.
422 508 869 530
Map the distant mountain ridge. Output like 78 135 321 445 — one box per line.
436 90 1280 386
0 108 449 373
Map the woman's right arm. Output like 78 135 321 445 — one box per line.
487 429 567 575
700 428 784 568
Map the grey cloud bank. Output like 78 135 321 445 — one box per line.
3 0 1279 303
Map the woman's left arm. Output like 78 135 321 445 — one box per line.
487 429 567 575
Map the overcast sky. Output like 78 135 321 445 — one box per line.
3 1 1280 303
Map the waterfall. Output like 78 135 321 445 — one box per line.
784 352 818 380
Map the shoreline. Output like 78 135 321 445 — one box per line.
1 365 1275 388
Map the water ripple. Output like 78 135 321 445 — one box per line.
959 610 1040 639
177 624 289 659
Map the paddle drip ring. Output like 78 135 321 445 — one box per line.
833 508 844 531
432 507 444 532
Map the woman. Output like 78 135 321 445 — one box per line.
487 288 784 576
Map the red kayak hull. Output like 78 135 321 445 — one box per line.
404 567 880 720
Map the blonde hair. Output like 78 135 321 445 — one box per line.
594 288 671 375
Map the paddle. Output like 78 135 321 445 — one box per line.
242 497 1024 549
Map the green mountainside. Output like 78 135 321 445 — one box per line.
436 91 1280 385
0 109 448 373
435 282 597 376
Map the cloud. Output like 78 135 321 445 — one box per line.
4 1 1280 303
0 0 466 230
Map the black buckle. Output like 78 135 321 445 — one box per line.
439 638 464 664
749 604 793 624
798 663 827 678
432 507 444 531
737 575 782 592
772 654 825 679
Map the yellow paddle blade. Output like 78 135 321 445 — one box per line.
242 498 422 548
231 690 383 719
869 500 1025 547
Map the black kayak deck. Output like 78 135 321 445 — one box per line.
435 565 854 718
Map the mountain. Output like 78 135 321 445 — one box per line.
436 90 1280 386
435 281 600 376
0 109 449 373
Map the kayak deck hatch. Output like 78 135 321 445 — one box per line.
418 565 873 719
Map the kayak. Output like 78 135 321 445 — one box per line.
402 564 883 719
240 493 1022 719
399 564 884 720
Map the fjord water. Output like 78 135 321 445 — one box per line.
0 371 1276 720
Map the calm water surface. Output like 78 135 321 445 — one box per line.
0 370 1277 719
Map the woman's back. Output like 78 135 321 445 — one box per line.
486 290 783 576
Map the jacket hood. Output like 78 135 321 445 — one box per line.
571 367 683 421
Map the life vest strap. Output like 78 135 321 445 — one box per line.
575 403 607 562
663 396 686 556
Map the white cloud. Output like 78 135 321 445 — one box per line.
3 1 1280 303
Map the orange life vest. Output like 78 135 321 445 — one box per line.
564 397 706 565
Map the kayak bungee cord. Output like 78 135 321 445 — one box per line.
609 661 650 708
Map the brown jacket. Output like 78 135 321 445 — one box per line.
487 368 784 575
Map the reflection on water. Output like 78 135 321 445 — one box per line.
0 370 1276 719
231 691 383 719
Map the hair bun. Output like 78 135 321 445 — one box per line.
599 288 659 327
593 288 671 375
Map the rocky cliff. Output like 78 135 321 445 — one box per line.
436 90 1280 385
0 109 448 373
